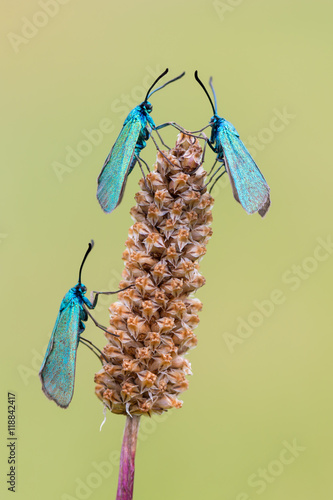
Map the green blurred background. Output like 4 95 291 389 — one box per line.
1 1 332 498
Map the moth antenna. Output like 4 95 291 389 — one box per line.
148 71 185 99
144 68 169 102
194 70 216 115
78 240 94 285
209 76 218 114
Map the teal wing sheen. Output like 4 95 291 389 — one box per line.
97 118 142 213
222 129 270 216
39 299 81 408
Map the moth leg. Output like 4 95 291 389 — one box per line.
154 121 184 132
190 124 212 134
83 304 119 337
206 158 219 178
192 134 209 174
206 139 218 154
155 122 207 140
135 155 151 192
208 168 227 193
79 336 108 364
152 128 171 150
193 157 220 192
91 284 134 308
201 134 208 165
137 155 150 173
149 133 177 169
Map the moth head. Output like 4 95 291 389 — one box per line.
76 283 87 294
142 101 153 114
210 115 219 125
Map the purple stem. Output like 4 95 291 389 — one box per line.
116 416 141 500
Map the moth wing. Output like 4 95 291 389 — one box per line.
97 118 142 213
221 130 270 217
39 299 81 408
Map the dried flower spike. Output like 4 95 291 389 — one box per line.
95 135 213 420
95 133 214 417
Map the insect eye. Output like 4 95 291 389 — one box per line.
145 103 152 113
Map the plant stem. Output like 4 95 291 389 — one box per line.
116 416 140 500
